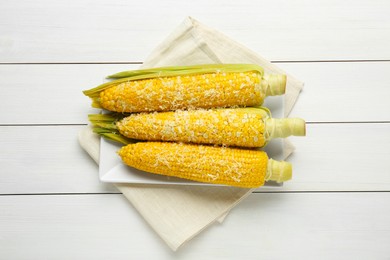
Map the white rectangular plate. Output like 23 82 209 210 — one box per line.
99 96 285 185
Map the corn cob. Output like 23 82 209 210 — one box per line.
89 107 305 148
83 64 286 113
118 142 292 188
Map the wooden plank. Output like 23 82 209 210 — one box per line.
0 192 389 259
0 123 389 194
1 0 390 62
1 62 389 125
283 123 390 191
0 64 137 125
0 125 117 194
282 61 390 122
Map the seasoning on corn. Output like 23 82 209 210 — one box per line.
117 142 292 188
83 64 287 113
89 107 305 148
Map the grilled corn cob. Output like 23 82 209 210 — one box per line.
89 107 305 148
118 142 292 188
83 64 286 113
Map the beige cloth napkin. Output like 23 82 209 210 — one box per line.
78 17 303 251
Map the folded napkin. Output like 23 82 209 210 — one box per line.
78 17 303 251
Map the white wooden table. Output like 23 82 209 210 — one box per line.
1 1 390 259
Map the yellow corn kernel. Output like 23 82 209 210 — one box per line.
89 108 306 148
83 64 286 113
118 108 267 147
100 71 262 112
118 142 292 188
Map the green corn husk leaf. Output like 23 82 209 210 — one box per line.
82 63 264 98
88 113 133 145
241 106 272 117
106 63 264 79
